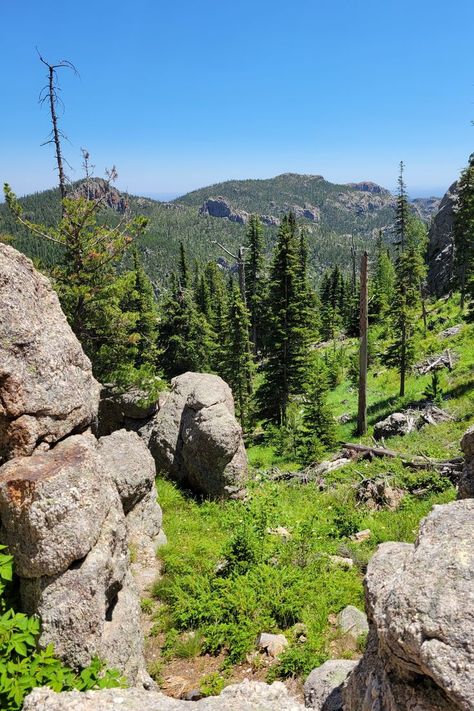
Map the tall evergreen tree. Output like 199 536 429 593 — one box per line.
384 216 427 396
203 261 228 370
122 246 159 368
395 161 409 251
221 283 254 427
158 283 212 379
178 242 189 290
453 153 474 310
371 230 396 320
257 214 314 425
298 357 337 464
245 215 267 354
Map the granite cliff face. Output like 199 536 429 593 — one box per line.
427 181 457 296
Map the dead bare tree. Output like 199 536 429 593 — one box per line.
357 251 369 435
37 51 78 208
212 240 247 305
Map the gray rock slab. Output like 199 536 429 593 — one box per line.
0 244 100 461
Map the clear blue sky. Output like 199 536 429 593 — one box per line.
1 0 473 199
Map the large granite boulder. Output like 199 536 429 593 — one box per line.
427 181 457 297
98 429 155 513
24 680 306 710
343 499 474 711
0 428 163 682
143 372 248 498
458 425 474 499
0 433 116 578
0 244 100 462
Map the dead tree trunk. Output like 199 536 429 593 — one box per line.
357 251 368 435
38 53 78 213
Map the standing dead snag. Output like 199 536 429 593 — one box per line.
357 251 368 435
38 52 78 207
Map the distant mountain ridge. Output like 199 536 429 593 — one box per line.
175 173 440 234
0 173 442 290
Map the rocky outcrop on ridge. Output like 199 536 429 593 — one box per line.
427 181 457 296
24 680 306 711
199 196 249 223
0 243 100 462
142 371 248 499
73 177 128 213
0 246 163 684
343 499 474 711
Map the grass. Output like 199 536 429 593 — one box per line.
150 295 473 685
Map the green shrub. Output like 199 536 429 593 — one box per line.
199 672 225 697
0 546 124 710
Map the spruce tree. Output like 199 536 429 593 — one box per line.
221 282 254 427
371 230 396 320
158 283 212 379
203 261 228 370
299 357 337 464
125 246 159 368
257 214 314 425
453 153 474 311
178 241 189 290
384 216 427 396
245 215 267 354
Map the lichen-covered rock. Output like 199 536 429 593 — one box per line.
97 385 159 437
143 372 248 498
459 425 474 499
23 680 306 710
336 605 368 639
343 500 474 711
0 433 116 578
0 244 100 462
20 497 130 670
98 429 156 512
373 411 417 440
304 659 357 710
256 632 289 657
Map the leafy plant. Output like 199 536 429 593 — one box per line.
0 546 124 710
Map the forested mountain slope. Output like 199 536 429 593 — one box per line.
0 174 439 289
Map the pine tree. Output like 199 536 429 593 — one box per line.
384 216 427 396
221 282 254 427
245 215 267 354
371 230 396 320
158 282 212 379
453 153 474 311
178 241 189 290
298 358 337 464
4 184 147 383
257 214 314 425
124 246 159 368
203 261 228 370
319 266 345 340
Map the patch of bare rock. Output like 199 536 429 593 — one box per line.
23 680 307 710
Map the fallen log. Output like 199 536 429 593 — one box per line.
342 441 463 479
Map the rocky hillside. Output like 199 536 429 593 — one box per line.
0 174 441 290
176 173 439 234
